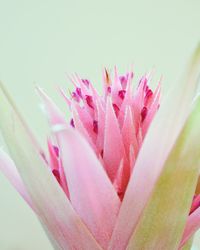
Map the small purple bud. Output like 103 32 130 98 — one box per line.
93 120 98 134
107 86 111 94
141 106 148 122
82 79 90 87
113 103 120 116
85 95 94 109
72 92 80 102
70 118 75 128
118 90 126 100
119 76 127 89
76 87 82 98
52 169 61 184
53 146 59 157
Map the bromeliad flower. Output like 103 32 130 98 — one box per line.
0 47 200 250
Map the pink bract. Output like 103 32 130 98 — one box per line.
50 68 160 200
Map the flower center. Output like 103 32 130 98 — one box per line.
68 69 161 199
50 68 161 199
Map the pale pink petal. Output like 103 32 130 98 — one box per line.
74 73 90 96
0 83 102 250
48 139 69 198
142 83 161 136
88 80 100 100
58 160 70 198
103 98 126 181
111 67 123 106
118 74 133 128
72 101 96 141
71 102 97 153
121 106 138 157
36 87 66 126
38 88 70 197
47 139 59 170
132 76 147 123
109 45 200 250
96 100 105 151
113 66 123 92
129 145 136 172
0 149 33 208
113 159 124 191
59 87 71 107
56 128 120 249
113 159 126 200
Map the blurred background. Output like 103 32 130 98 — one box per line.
0 0 200 249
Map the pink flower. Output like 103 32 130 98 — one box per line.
58 68 160 202
0 46 200 249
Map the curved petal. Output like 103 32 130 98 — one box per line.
109 45 200 250
56 128 120 249
142 82 161 136
59 87 71 107
71 102 97 153
180 207 200 248
36 87 66 127
96 100 105 151
0 83 102 250
127 96 200 250
103 98 126 181
121 106 138 157
0 149 33 208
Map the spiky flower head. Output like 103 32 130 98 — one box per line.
0 47 200 250
48 68 160 200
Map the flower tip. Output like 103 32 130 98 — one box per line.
58 87 71 107
35 86 47 99
104 68 111 85
35 86 52 109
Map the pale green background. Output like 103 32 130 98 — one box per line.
0 0 200 249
